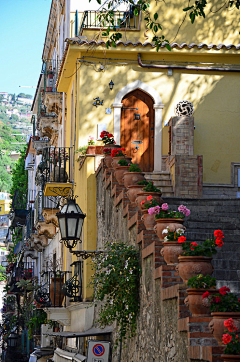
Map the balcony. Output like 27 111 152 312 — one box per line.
9 190 28 227
36 147 73 197
74 8 140 36
32 137 50 155
8 261 35 293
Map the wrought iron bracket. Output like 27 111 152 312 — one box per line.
71 250 106 259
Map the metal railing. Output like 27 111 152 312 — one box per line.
40 147 73 184
41 59 62 93
26 209 36 240
77 9 139 35
8 262 35 286
34 271 71 308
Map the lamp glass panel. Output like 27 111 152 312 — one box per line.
67 217 78 238
67 203 78 213
59 217 66 238
77 218 84 239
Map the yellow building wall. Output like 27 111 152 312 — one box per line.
71 49 240 185
0 200 10 215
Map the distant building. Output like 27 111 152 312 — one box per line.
17 97 33 106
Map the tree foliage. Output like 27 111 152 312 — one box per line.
10 146 28 201
90 0 240 51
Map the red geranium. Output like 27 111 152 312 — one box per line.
224 318 238 332
215 237 223 247
202 291 210 299
222 333 232 345
219 286 230 296
214 230 224 239
190 242 198 250
215 296 221 303
146 195 153 201
178 236 186 244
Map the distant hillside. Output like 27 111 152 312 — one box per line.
0 92 32 192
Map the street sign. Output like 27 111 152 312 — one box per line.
87 340 111 362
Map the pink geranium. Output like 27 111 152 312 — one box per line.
161 203 168 211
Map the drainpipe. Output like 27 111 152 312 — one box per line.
137 53 240 73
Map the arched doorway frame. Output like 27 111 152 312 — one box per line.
112 80 164 171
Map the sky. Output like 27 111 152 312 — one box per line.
0 0 52 98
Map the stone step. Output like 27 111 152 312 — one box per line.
152 179 172 187
162 192 174 197
144 172 172 181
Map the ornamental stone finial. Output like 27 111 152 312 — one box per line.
175 100 194 117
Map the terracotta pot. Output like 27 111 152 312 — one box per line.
153 218 185 242
126 185 144 206
123 172 145 188
160 241 183 265
209 312 240 346
141 209 156 230
104 154 113 168
86 145 104 155
114 166 129 185
185 289 217 316
104 144 121 149
50 277 64 307
176 256 214 283
112 156 132 169
221 355 240 362
135 192 163 211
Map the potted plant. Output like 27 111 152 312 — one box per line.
176 229 224 283
160 226 186 264
114 159 130 185
135 182 162 210
86 136 104 155
153 203 189 241
205 287 240 346
76 145 88 167
111 148 132 168
221 318 240 361
140 196 160 230
126 180 148 206
100 131 120 150
123 164 145 188
184 274 217 316
103 147 113 168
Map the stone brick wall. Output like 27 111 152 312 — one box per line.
95 161 228 362
168 116 194 155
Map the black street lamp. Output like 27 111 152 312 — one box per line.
56 198 86 250
109 80 114 90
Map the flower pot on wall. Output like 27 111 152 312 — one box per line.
135 192 163 211
221 355 240 362
112 157 132 169
160 241 183 265
126 185 144 206
184 289 217 316
86 146 104 155
104 154 113 168
209 312 240 346
153 218 185 242
114 166 129 185
123 172 145 188
141 209 156 230
176 256 214 283
50 277 64 307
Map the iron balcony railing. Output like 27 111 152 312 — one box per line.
38 147 74 184
41 59 62 93
26 209 36 240
8 262 35 286
34 191 60 225
76 8 139 35
34 271 71 308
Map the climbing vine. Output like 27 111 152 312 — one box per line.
90 241 141 345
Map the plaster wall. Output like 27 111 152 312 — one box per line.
74 52 240 185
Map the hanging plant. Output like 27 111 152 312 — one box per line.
90 241 141 345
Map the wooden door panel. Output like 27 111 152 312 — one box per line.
121 90 154 172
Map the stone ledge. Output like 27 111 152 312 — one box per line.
189 345 224 362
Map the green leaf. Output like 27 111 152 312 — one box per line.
183 6 194 11
154 13 158 20
165 44 172 51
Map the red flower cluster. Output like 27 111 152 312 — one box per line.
103 148 112 154
219 286 230 296
178 236 186 244
222 333 232 344
190 242 198 250
214 229 224 248
100 131 115 145
224 318 238 332
214 296 221 303
111 148 126 158
202 291 210 299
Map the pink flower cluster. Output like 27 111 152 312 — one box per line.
178 204 191 217
148 205 161 215
161 203 168 211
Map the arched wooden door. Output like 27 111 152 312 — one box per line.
121 89 154 172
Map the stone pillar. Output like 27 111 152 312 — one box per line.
169 116 194 155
